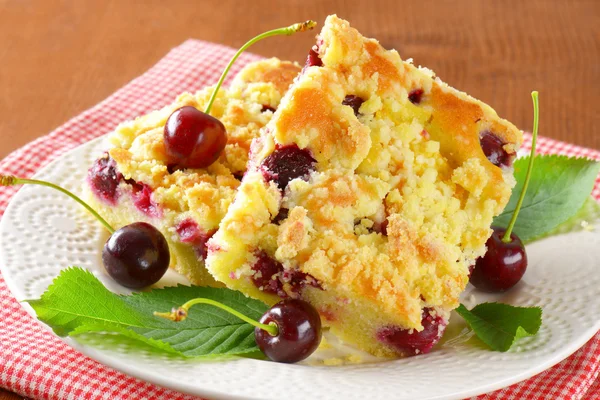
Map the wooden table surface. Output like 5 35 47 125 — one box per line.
0 0 598 398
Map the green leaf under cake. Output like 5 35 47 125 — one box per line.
27 267 268 357
456 303 542 352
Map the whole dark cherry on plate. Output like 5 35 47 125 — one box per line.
155 297 322 363
255 298 322 363
469 227 527 292
0 175 171 288
103 222 170 289
469 91 540 293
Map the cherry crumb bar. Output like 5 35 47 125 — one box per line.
206 15 522 357
85 58 301 286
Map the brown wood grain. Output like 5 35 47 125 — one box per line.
0 388 23 400
0 0 598 397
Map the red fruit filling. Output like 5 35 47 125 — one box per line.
408 89 424 104
261 144 316 190
376 308 447 356
175 218 215 260
166 164 179 174
304 47 323 69
355 218 388 236
479 131 514 168
251 251 321 298
261 105 276 113
87 154 123 205
88 154 164 217
272 208 289 225
319 307 337 322
130 182 162 218
375 219 388 235
342 95 365 116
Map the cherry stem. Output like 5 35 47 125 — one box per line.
154 297 279 337
502 91 539 243
203 20 317 115
0 175 115 234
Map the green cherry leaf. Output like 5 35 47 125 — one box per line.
27 267 269 357
456 303 542 352
493 155 600 243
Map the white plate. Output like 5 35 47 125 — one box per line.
1 136 599 400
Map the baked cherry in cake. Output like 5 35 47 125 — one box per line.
261 144 316 190
85 58 301 286
206 15 522 357
377 308 447 355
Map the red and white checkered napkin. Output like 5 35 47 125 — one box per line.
0 40 599 400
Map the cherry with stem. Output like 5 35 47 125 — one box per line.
470 91 540 292
0 175 170 289
164 21 317 170
155 297 322 363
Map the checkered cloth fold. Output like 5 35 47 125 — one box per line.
0 40 598 400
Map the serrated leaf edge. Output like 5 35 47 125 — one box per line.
456 303 542 352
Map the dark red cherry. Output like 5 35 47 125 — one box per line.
261 105 276 113
175 218 215 260
408 89 424 104
129 182 162 218
164 106 227 169
479 131 513 168
102 222 170 288
272 208 289 225
251 251 284 295
378 219 389 236
261 145 316 190
377 308 447 356
251 251 321 297
470 226 527 292
342 95 365 116
304 48 323 68
87 154 122 205
255 299 322 363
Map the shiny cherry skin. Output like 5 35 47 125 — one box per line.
255 299 322 363
164 106 227 169
102 222 170 288
470 226 527 292
479 131 513 168
304 48 322 68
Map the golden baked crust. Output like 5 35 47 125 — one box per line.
207 16 522 357
86 58 300 286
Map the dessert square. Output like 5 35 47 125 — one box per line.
86 58 301 286
206 16 522 356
